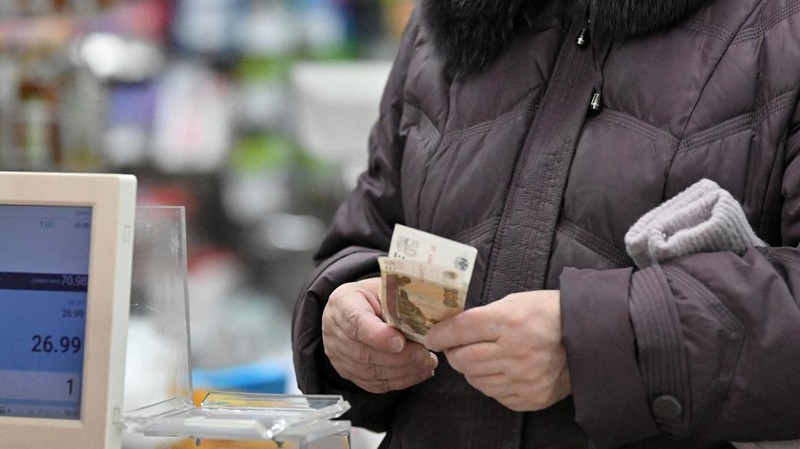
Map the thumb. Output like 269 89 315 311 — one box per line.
348 301 407 354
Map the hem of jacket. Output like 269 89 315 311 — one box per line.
560 266 660 448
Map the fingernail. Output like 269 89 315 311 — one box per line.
389 336 404 353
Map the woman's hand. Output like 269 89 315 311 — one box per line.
322 277 438 394
426 290 570 411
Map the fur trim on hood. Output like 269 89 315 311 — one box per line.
420 0 711 77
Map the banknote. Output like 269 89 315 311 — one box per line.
379 226 478 344
388 224 478 284
378 257 466 345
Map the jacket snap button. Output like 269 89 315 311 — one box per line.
652 395 683 420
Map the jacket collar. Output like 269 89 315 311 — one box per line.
420 0 713 78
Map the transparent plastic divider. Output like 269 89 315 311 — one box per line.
124 206 350 446
126 206 193 409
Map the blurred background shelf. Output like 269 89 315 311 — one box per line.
0 1 412 447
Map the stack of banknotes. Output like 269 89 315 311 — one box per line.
378 224 478 345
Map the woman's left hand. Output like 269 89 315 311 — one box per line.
426 290 571 412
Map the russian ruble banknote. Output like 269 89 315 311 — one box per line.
378 224 477 345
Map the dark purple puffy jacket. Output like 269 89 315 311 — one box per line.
293 0 800 447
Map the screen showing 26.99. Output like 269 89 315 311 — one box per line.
0 205 91 420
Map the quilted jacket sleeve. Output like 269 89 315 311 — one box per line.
291 13 421 432
560 99 800 448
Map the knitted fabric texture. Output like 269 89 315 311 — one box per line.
625 179 766 268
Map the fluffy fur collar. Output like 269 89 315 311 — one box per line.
420 0 712 77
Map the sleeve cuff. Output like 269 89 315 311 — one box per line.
560 267 659 448
292 247 401 431
293 246 384 394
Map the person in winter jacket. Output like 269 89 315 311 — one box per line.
292 0 800 447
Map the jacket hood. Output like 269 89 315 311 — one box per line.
420 0 712 77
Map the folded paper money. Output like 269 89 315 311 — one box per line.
379 225 477 345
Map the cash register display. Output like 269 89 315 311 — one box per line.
0 205 92 420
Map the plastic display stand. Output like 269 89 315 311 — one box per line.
124 207 350 448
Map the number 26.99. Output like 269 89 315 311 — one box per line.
31 335 82 353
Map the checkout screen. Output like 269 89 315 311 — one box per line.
0 205 91 420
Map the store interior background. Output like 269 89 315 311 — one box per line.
0 0 413 447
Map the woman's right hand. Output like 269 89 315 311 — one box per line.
322 277 438 393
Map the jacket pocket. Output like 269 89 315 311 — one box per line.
545 219 633 288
